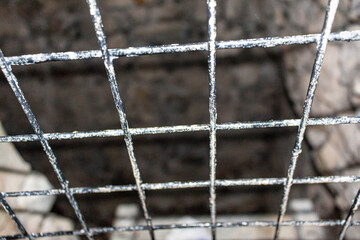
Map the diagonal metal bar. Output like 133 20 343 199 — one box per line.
338 188 360 239
4 30 360 66
206 0 218 239
0 49 94 240
0 194 33 240
85 0 155 239
274 0 340 239
0 116 360 143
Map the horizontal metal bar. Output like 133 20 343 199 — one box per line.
0 116 359 143
4 30 360 66
3 175 360 198
2 219 360 239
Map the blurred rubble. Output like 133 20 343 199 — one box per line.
0 123 78 239
111 200 325 240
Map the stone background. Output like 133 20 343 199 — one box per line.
0 0 360 238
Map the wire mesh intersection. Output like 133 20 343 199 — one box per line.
1 0 360 239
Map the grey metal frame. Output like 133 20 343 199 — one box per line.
0 0 359 239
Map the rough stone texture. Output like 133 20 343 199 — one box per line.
0 123 31 172
0 171 55 213
110 204 139 240
0 211 79 240
0 122 76 237
0 0 360 238
110 200 326 240
40 214 79 240
281 4 360 239
15 173 56 213
281 6 360 230
0 211 21 235
0 123 56 212
284 44 352 117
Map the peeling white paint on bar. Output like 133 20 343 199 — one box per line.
5 30 360 66
85 0 155 239
3 175 360 198
1 116 360 143
206 0 218 238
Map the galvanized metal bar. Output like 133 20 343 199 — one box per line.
274 0 340 239
338 188 360 239
3 175 360 198
206 0 218 238
0 49 94 240
4 30 360 66
85 0 155 239
0 194 33 240
1 116 360 143
2 220 360 239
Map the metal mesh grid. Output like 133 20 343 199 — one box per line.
0 0 359 239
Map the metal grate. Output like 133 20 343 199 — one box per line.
0 0 360 239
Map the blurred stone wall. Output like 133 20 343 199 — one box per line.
0 0 360 236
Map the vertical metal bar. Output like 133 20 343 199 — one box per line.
207 0 218 239
0 49 94 240
0 194 33 240
338 188 360 239
273 0 339 239
85 1 155 239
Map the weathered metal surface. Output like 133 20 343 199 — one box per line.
1 116 360 143
85 0 155 239
338 188 360 240
2 220 360 240
3 175 360 198
0 0 360 239
206 0 218 238
274 0 340 239
0 195 33 240
4 30 360 66
0 49 93 240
